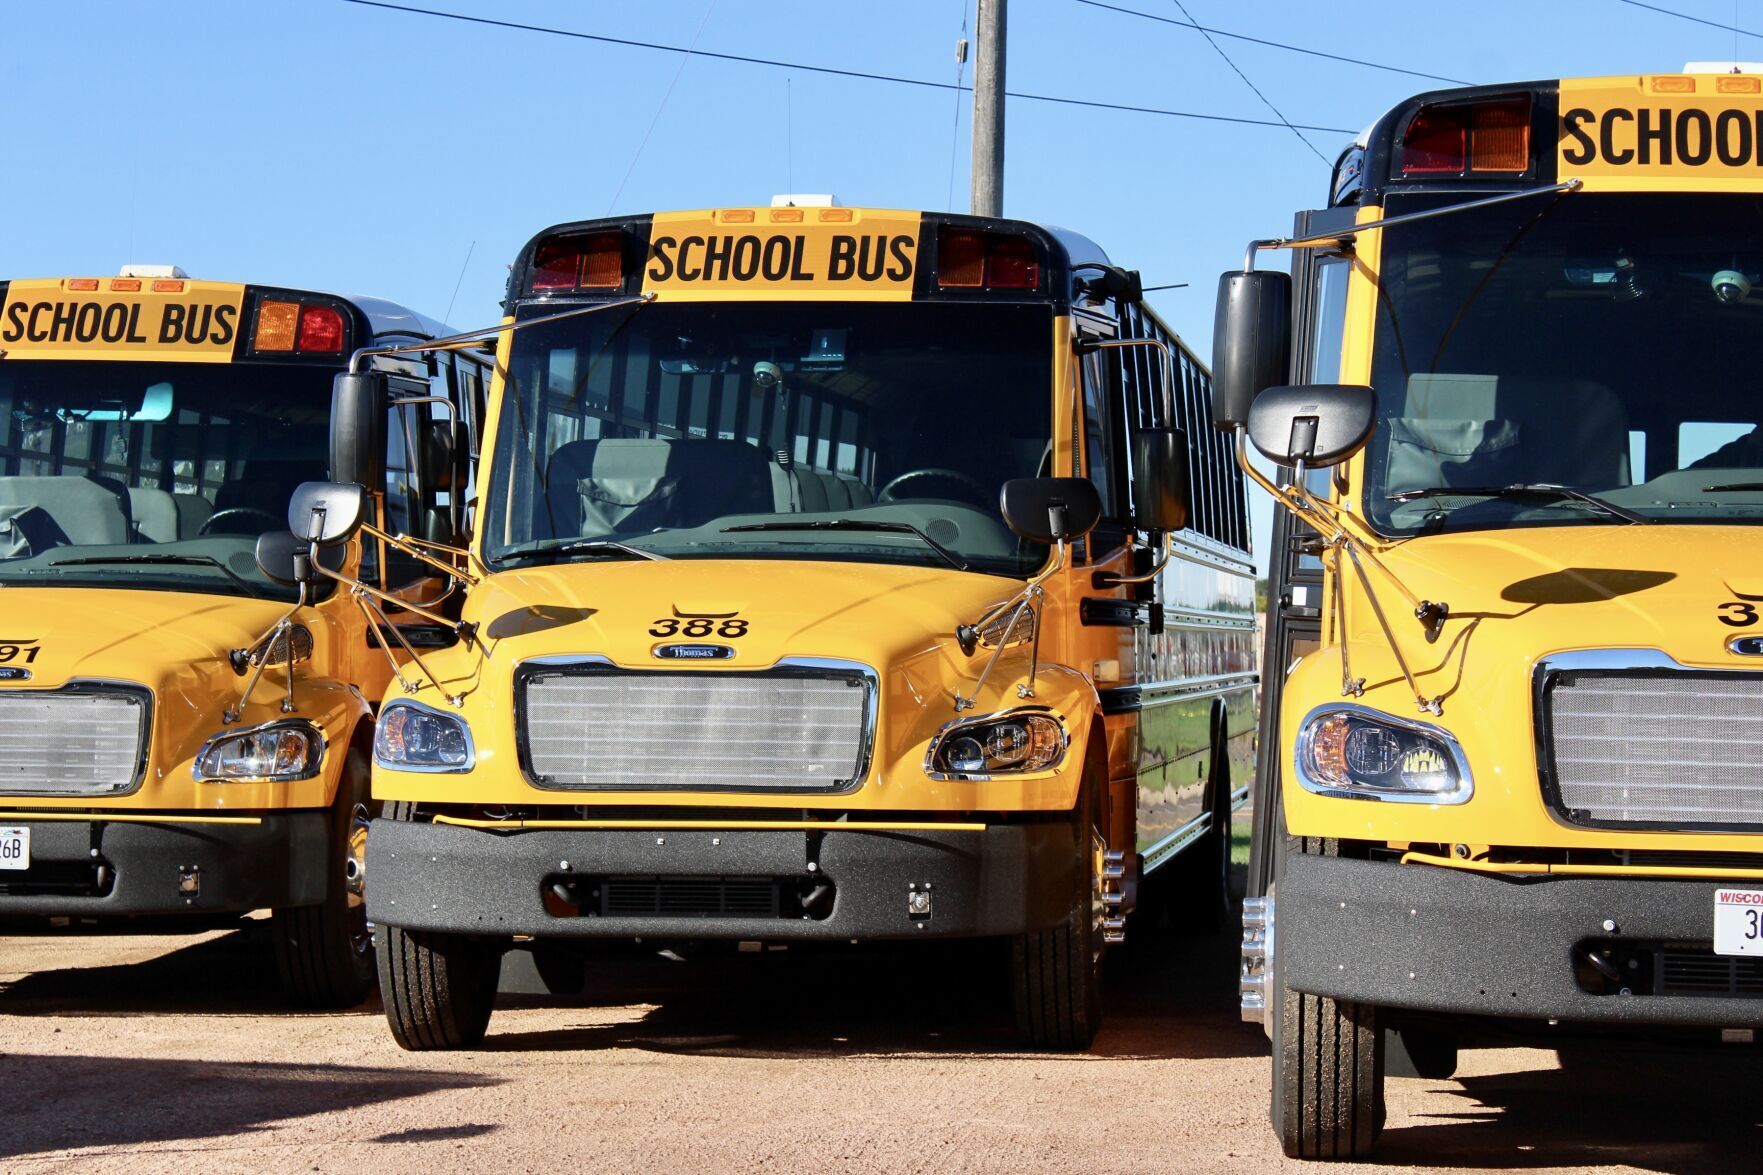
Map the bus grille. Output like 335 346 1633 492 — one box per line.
0 689 148 796
1545 670 1763 829
518 665 872 791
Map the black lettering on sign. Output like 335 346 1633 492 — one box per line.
886 234 914 280
647 235 677 281
731 236 760 280
213 304 236 346
1564 105 1763 168
702 235 733 281
159 303 186 344
647 231 912 284
678 235 704 281
1 302 25 342
73 303 102 343
827 235 857 281
761 235 791 279
126 302 147 343
790 235 816 280
50 302 76 342
100 302 130 343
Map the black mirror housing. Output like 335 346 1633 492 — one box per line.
330 371 388 489
287 480 370 546
254 529 348 586
1132 427 1190 533
1212 270 1292 430
1246 385 1377 469
999 477 1103 544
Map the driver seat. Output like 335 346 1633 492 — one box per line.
212 460 327 532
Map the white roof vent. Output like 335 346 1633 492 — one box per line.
118 264 189 279
1683 61 1763 73
770 194 840 208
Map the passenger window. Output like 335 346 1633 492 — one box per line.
1080 344 1128 554
383 404 427 588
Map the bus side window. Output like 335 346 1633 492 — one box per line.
383 403 428 588
1080 341 1129 556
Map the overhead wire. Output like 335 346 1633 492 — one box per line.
1612 0 1763 39
342 0 1355 134
1074 0 1473 86
1167 0 1330 166
947 0 973 211
605 0 720 214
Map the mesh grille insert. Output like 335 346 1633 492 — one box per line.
1546 670 1763 829
0 690 146 796
600 878 780 919
519 667 870 791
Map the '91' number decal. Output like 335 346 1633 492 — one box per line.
649 615 748 638
0 641 41 664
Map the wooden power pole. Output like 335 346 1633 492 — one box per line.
971 0 1006 217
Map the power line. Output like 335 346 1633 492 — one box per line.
1074 0 1473 86
606 0 720 214
1613 0 1763 39
947 0 973 211
342 0 1355 134
1168 0 1329 166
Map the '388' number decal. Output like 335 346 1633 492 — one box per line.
1719 584 1763 627
649 611 748 639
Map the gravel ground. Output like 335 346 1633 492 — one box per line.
1 898 1757 1172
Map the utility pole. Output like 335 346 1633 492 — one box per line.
971 0 1006 218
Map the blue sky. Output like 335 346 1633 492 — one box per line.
3 0 1756 568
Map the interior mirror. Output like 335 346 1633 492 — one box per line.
1212 270 1292 430
1132 427 1190 532
330 371 388 488
254 530 348 586
1246 385 1377 469
287 480 369 546
999 477 1103 544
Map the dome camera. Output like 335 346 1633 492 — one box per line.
752 360 782 390
1714 269 1753 304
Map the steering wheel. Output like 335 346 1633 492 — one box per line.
199 507 283 537
877 468 991 507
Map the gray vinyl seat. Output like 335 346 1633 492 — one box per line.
173 493 214 536
0 476 130 546
545 437 774 535
127 488 182 543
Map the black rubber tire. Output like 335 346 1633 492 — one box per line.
1173 709 1233 933
1012 757 1105 1050
376 801 503 1051
272 747 377 1008
1269 835 1385 1160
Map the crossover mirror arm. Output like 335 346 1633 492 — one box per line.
222 582 309 725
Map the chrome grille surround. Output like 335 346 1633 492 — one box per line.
1536 649 1763 832
0 681 152 797
514 656 877 793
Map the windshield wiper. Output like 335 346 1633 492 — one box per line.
1387 483 1652 525
47 553 268 596
497 538 669 566
721 519 969 571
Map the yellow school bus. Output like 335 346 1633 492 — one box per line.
1215 72 1763 1158
0 268 488 1006
285 203 1255 1048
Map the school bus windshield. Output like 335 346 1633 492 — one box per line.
485 299 1055 575
1366 192 1763 535
0 359 334 600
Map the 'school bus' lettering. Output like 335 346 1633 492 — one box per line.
0 282 244 360
641 209 922 296
1557 78 1763 177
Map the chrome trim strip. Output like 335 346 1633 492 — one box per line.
923 705 1070 782
375 698 477 774
1292 702 1474 805
192 718 327 783
1140 811 1212 873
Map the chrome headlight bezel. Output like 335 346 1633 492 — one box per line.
1293 703 1472 804
925 707 1068 781
374 699 475 773
193 719 325 783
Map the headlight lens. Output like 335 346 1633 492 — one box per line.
929 711 1065 778
375 702 473 772
1297 708 1470 802
195 721 323 781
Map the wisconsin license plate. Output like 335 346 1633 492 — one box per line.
0 826 27 871
1713 888 1763 956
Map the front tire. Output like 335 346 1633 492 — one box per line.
272 747 377 1008
376 801 503 1050
1012 757 1105 1050
1269 835 1385 1159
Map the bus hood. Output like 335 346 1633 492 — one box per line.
1350 524 1763 685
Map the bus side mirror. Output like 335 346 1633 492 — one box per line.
331 371 388 489
1000 477 1102 543
287 481 369 546
1212 270 1292 429
254 529 348 585
1132 427 1190 533
1246 385 1377 469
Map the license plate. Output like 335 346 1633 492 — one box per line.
0 826 27 871
1713 888 1763 956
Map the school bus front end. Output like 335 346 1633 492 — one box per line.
361 205 1253 1050
1220 74 1763 1159
0 274 438 1006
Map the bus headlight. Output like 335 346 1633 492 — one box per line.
195 720 324 782
375 701 474 772
1295 706 1471 803
927 710 1066 779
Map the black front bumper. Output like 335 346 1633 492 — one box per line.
1283 853 1763 1027
367 818 1076 941
0 814 327 920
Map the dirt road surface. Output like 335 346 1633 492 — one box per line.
1 907 1757 1173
